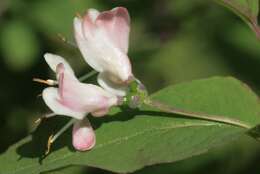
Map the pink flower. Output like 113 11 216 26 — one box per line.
42 53 118 151
74 7 134 96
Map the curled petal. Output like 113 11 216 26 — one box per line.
42 74 118 119
74 17 85 39
72 118 96 151
56 68 118 114
44 53 75 76
82 9 99 38
96 7 130 53
74 17 104 72
87 9 100 21
42 87 86 120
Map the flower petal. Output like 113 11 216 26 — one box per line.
91 107 109 117
57 68 118 114
96 7 130 53
97 72 128 96
72 118 96 151
73 17 84 39
44 53 75 76
82 9 99 38
74 17 104 72
75 8 133 83
86 8 100 22
42 87 86 120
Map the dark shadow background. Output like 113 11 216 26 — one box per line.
0 0 260 173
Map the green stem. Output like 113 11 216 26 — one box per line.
144 98 251 129
79 70 98 82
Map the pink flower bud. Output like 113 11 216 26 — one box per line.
72 118 96 151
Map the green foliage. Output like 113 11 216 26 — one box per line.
224 23 260 58
216 0 260 38
1 1 260 174
145 34 230 88
0 21 39 71
1 77 260 174
136 135 260 174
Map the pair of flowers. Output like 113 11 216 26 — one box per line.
40 7 134 152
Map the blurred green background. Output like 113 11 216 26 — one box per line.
0 0 260 173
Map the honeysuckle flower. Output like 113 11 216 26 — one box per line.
40 53 119 152
74 7 134 96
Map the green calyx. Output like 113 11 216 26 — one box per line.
123 79 148 108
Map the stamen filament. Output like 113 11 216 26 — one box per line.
57 33 77 48
45 113 56 118
34 113 56 125
45 119 77 155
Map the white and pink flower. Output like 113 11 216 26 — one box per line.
42 53 118 151
38 7 136 153
74 7 134 96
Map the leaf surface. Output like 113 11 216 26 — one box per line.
1 77 260 174
215 0 260 38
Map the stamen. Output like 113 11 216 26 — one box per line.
57 33 77 48
37 94 42 98
33 78 57 86
45 119 76 155
45 134 54 155
34 118 42 124
76 12 82 18
45 113 56 118
34 113 56 125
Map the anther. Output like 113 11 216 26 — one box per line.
33 78 57 86
34 118 42 124
57 33 66 42
44 119 76 155
34 113 56 125
37 93 42 98
76 12 82 18
45 134 54 155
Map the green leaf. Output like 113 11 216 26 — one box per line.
42 166 87 174
135 135 260 174
0 77 260 174
248 124 260 140
215 0 260 39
